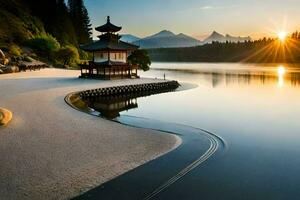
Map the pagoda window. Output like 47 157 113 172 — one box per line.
94 52 108 63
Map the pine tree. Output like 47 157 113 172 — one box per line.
25 0 78 45
53 0 78 45
68 0 92 44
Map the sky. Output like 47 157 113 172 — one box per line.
85 0 300 40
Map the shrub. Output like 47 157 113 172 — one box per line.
23 56 35 62
78 49 91 60
55 45 79 67
26 34 60 59
128 50 151 71
9 44 22 56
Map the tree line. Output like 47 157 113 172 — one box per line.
0 0 93 67
24 0 92 46
148 31 300 63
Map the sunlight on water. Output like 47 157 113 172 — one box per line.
277 65 286 87
87 63 300 198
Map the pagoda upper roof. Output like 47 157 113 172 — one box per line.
95 16 122 33
80 40 139 52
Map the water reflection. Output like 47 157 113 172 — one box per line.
118 63 300 199
277 66 286 87
83 88 178 119
149 65 300 88
86 95 138 119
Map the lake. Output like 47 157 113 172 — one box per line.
89 63 300 199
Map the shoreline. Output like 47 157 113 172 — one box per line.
73 114 224 199
0 68 181 199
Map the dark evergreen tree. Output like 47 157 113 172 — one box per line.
68 0 92 44
24 0 78 46
53 0 78 45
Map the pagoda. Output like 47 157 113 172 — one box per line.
79 16 139 79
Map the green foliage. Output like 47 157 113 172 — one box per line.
128 50 151 71
24 56 35 62
8 44 22 56
78 49 91 60
0 0 45 44
68 0 92 44
55 45 79 67
26 34 60 59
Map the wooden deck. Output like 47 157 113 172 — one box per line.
79 62 139 80
18 61 48 71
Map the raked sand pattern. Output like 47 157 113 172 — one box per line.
0 69 181 200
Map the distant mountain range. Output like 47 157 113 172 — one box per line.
120 34 141 43
203 31 251 44
120 30 252 49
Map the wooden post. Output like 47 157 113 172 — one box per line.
109 68 111 79
108 50 110 62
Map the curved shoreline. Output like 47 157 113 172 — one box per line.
66 84 225 199
0 108 12 126
72 115 225 200
0 69 185 200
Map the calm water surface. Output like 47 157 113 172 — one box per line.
90 63 300 199
123 63 300 199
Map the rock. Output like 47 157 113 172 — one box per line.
4 58 9 65
1 65 19 73
0 108 13 126
0 49 5 60
0 49 6 65
0 69 3 74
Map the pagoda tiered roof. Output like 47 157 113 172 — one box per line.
95 16 122 33
80 40 138 51
80 16 139 51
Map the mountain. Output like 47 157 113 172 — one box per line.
120 34 141 43
225 34 252 43
203 31 226 43
203 31 251 43
134 30 201 49
144 30 175 39
122 30 252 49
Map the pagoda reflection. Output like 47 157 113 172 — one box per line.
84 88 177 119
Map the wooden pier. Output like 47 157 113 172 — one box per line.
79 81 180 99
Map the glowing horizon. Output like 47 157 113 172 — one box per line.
85 0 300 40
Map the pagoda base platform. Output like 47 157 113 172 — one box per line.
79 63 139 80
79 74 140 80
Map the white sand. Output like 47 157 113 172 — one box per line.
0 69 181 200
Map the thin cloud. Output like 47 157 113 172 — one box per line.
199 5 239 10
199 6 219 10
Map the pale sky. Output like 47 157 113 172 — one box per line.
85 0 300 40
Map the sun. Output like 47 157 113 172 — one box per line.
278 66 286 76
277 31 287 42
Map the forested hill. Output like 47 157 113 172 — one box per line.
147 38 300 63
0 0 91 47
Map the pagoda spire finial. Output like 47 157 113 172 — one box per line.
107 16 110 23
